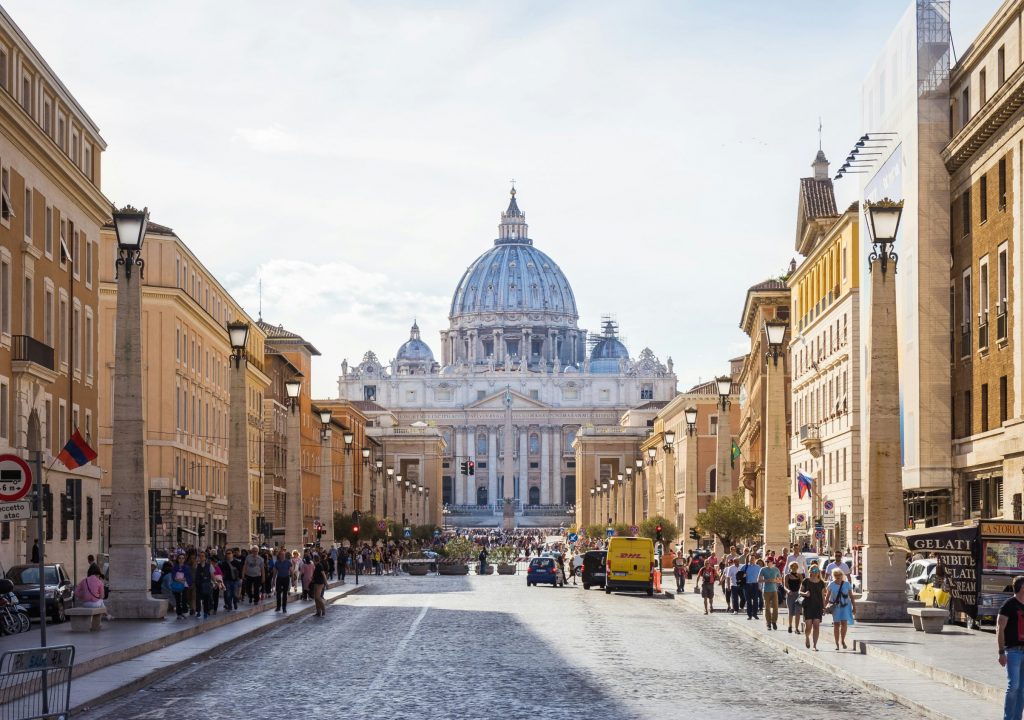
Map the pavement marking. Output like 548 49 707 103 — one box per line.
358 600 431 704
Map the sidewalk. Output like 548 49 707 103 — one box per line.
671 587 1002 720
0 576 375 716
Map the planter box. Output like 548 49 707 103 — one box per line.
438 563 469 575
405 564 430 576
496 563 517 575
477 565 495 575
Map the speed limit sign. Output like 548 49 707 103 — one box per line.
0 454 32 502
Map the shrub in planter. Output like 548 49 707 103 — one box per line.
490 545 518 574
437 537 474 574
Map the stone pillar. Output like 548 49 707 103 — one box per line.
284 405 302 550
320 434 334 545
716 404 732 499
663 443 677 523
465 427 475 504
343 443 354 513
858 258 908 620
552 427 562 504
487 426 498 507
227 356 250 549
682 430 699 551
518 426 528 503
763 353 789 549
454 428 464 505
106 253 166 619
540 427 550 504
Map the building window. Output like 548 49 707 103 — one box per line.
964 391 972 437
1 168 12 222
980 174 988 223
961 268 972 357
979 68 987 106
710 415 718 435
998 45 1006 86
43 286 53 346
981 383 989 433
73 304 80 373
641 383 653 400
73 231 80 279
85 239 92 286
999 157 1007 209
44 206 52 257
1001 375 1008 424
58 296 67 366
44 399 51 453
85 311 93 379
998 242 1009 341
20 74 30 114
42 98 50 134
86 497 93 540
979 256 990 349
58 401 66 449
22 276 31 336
0 380 8 440
961 86 970 126
961 189 970 236
0 48 6 91
599 388 610 402
0 257 9 336
23 188 31 239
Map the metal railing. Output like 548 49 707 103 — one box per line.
10 335 54 371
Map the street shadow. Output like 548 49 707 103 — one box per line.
362 575 475 595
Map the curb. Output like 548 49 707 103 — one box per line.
70 584 366 716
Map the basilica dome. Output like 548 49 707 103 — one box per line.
449 189 578 324
395 321 436 374
590 318 630 373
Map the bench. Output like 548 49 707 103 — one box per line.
907 606 946 633
66 606 106 632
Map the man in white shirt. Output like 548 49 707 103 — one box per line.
824 550 851 578
723 558 741 613
785 543 807 576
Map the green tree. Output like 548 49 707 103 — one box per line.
584 524 607 540
639 515 678 544
612 522 633 537
695 493 762 549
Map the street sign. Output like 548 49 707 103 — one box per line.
403 528 412 539
822 499 835 513
814 528 826 539
0 501 31 521
629 525 639 535
378 520 387 531
0 454 31 503
433 529 441 537
823 517 837 529
605 528 615 538
579 528 587 537
568 533 579 544
795 513 807 524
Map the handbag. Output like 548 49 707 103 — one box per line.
170 580 185 593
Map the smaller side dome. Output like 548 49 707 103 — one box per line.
589 318 629 373
396 319 435 363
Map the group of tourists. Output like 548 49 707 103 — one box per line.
677 543 856 652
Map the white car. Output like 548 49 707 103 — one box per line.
905 558 937 600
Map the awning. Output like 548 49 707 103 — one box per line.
885 522 978 553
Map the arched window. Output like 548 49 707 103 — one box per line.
528 486 541 505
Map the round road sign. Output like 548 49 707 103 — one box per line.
629 525 639 535
795 513 807 523
0 454 31 502
378 520 387 531
814 528 826 539
823 499 835 512
568 533 579 544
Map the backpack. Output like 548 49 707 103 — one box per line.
736 564 748 585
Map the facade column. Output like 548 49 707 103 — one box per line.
764 352 789 549
285 405 302 550
540 426 551 504
454 427 464 505
320 435 334 545
343 443 354 513
858 252 909 620
518 426 528 503
552 427 562 504
682 430 699 551
465 427 475 504
487 426 498 507
227 353 250 549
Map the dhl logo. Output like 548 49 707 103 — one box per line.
618 553 644 558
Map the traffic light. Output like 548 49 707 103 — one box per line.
198 522 206 538
655 524 663 542
468 460 475 476
689 527 700 541
353 510 361 524
460 460 468 476
352 524 360 536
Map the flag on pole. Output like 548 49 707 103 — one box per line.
730 441 740 468
797 471 814 499
57 429 97 470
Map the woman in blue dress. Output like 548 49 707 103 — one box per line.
827 568 856 650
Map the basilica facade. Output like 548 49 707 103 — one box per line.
336 190 677 515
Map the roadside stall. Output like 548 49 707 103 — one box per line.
886 519 1024 625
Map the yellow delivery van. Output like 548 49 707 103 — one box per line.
605 536 655 596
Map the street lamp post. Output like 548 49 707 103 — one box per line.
858 198 907 621
662 430 675 524
318 409 335 546
644 446 656 518
342 429 355 517
385 466 394 522
625 467 635 526
682 405 699 551
284 378 303 550
226 320 252 550
107 205 166 618
714 375 733 501
763 319 789 550
363 447 374 514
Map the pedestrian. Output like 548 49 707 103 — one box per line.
759 557 782 630
998 575 1024 720
800 566 827 650
169 553 191 620
211 555 224 614
697 557 717 614
274 549 292 613
740 556 760 620
354 546 364 584
723 557 741 613
311 554 328 617
219 550 240 611
337 546 348 584
242 545 264 604
784 562 804 634
74 565 108 614
571 552 583 585
824 550 850 578
290 550 301 590
194 551 217 619
478 546 489 575
30 539 39 563
673 550 688 593
301 552 314 599
328 546 337 580
826 568 855 650
785 544 806 576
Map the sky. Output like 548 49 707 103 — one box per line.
4 0 1003 397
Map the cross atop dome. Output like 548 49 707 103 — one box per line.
497 185 530 245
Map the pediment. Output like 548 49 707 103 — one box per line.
467 388 549 409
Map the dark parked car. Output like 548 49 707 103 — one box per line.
527 557 563 587
582 550 607 590
7 564 72 623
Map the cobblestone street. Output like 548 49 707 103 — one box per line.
78 576 916 719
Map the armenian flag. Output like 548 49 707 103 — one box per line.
57 429 97 470
797 471 814 499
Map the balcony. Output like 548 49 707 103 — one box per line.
799 423 822 457
11 335 55 383
998 311 1008 342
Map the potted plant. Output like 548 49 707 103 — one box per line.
437 537 473 575
492 546 518 575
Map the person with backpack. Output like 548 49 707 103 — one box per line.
273 549 293 613
673 551 688 593
826 567 856 650
169 553 192 620
219 550 240 611
193 551 217 619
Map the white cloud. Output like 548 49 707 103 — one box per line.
232 125 300 154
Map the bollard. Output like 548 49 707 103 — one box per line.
653 566 662 594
